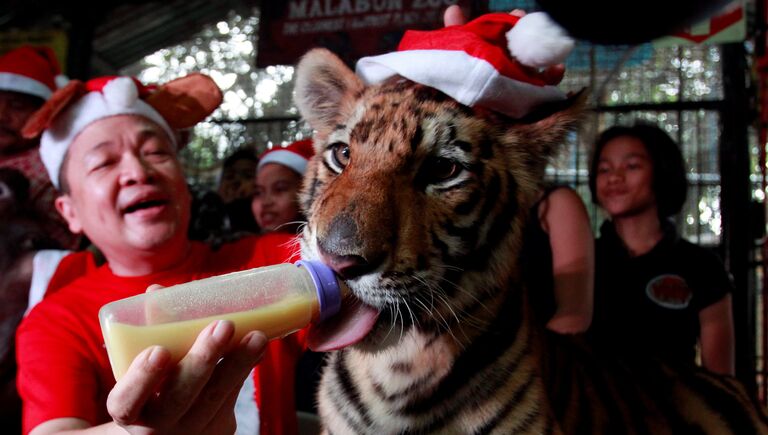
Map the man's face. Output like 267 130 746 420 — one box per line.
0 90 43 155
55 115 191 258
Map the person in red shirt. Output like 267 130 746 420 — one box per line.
251 140 325 421
16 74 305 435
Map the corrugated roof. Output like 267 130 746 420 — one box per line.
92 0 247 73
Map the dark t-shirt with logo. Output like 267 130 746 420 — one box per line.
588 220 732 367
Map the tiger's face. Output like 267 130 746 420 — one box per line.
295 48 583 352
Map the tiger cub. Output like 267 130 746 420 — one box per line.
294 47 768 434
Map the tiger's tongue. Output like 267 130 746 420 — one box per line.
308 299 380 352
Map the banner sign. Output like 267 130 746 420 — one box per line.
257 0 480 67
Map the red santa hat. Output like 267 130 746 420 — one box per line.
22 74 222 188
0 45 67 100
355 12 574 119
258 139 314 176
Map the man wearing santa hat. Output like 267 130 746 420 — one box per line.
15 74 307 435
0 45 79 249
0 46 62 156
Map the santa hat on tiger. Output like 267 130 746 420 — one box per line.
0 45 68 100
355 12 575 119
21 74 222 189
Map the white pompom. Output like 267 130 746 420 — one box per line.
102 77 138 108
506 12 574 68
54 74 69 89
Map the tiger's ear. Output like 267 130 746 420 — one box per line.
294 48 365 138
506 89 588 174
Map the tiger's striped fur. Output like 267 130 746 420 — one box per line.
293 48 768 435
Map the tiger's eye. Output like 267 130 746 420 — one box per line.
331 142 350 168
428 157 459 182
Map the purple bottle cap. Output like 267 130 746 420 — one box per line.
295 260 343 322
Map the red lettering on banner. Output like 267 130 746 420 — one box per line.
288 0 403 19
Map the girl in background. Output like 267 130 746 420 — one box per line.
251 139 313 235
588 123 734 375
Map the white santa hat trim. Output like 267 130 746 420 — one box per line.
0 72 53 100
40 77 176 189
0 45 65 100
258 149 308 175
357 50 566 119
506 12 574 69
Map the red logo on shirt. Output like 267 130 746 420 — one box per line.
645 274 692 309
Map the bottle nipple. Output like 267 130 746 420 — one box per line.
295 260 346 322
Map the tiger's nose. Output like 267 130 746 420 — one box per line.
317 213 384 279
323 254 377 280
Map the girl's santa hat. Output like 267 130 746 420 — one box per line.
0 45 68 100
21 74 222 188
258 139 314 175
356 12 574 119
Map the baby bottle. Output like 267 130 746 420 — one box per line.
99 260 343 380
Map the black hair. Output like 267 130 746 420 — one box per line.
222 148 258 169
588 122 688 219
0 89 45 108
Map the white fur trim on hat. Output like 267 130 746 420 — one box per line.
506 12 574 69
40 77 176 189
357 50 566 119
0 72 52 100
258 149 308 175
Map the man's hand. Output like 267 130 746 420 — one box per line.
443 4 465 27
106 320 267 434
